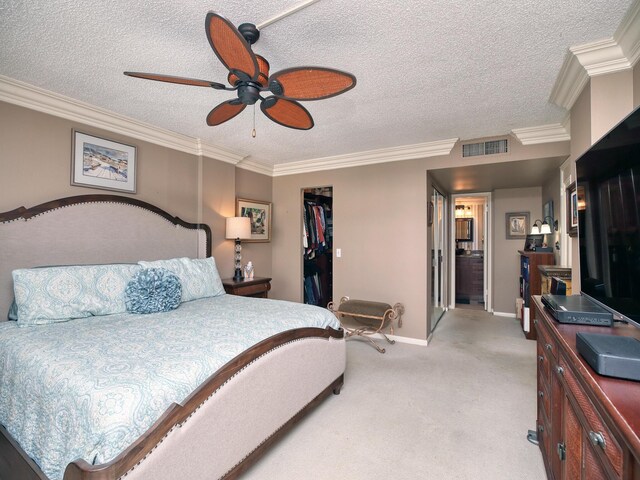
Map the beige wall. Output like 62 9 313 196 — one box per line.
590 70 635 143
635 62 640 108
235 168 273 278
0 101 253 278
272 137 569 340
492 187 542 314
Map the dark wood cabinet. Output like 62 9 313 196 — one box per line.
222 277 271 298
533 296 640 480
455 255 483 304
519 250 554 340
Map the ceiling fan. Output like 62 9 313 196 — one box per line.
124 12 356 131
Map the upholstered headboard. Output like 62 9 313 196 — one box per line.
0 195 211 321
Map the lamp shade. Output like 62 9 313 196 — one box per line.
540 223 552 235
225 217 251 240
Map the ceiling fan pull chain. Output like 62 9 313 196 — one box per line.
252 104 257 138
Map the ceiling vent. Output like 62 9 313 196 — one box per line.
462 139 508 157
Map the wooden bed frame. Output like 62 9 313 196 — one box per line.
0 195 345 480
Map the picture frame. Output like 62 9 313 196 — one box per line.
567 182 578 237
71 130 136 193
237 198 272 242
505 212 529 239
543 200 554 223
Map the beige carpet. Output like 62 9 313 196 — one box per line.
242 308 547 479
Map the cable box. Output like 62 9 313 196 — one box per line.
541 294 613 326
576 332 640 382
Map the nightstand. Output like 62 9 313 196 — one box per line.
222 277 272 298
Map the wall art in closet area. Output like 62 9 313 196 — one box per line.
237 198 271 242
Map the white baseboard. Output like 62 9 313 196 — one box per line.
493 311 517 318
366 332 430 347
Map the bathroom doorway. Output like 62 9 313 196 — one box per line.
450 193 492 312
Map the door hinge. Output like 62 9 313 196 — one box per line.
557 442 566 461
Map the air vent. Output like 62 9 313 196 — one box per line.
462 139 508 157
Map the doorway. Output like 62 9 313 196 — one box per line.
450 193 492 312
302 186 333 307
430 188 446 332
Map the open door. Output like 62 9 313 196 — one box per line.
430 188 446 332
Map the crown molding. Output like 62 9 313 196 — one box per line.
550 1 640 110
511 120 571 145
236 159 275 176
0 75 245 165
272 138 458 177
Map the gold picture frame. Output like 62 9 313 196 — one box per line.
237 198 272 242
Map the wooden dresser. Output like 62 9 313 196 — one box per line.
532 296 640 480
519 250 555 340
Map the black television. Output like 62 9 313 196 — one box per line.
576 105 640 329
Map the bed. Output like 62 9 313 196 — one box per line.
0 194 345 480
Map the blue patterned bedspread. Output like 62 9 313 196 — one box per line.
0 295 341 480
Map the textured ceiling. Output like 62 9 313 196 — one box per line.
0 0 635 168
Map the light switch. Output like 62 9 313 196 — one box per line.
336 248 342 258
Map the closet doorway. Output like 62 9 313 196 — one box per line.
302 187 333 307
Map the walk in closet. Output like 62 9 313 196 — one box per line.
302 187 333 307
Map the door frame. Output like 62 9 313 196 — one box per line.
449 192 492 312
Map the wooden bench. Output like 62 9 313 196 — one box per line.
328 297 404 353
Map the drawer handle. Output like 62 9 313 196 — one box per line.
538 355 544 363
556 366 564 376
588 431 606 450
538 424 544 433
545 343 553 352
538 390 544 398
557 442 566 461
534 318 538 326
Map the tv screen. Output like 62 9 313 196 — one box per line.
576 106 640 328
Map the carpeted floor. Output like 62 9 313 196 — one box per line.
242 308 547 479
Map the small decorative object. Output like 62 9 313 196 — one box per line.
505 212 529 239
237 198 272 242
226 217 251 281
71 130 137 193
244 261 254 280
125 268 182 314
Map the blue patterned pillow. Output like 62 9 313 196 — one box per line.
125 268 182 314
13 264 142 326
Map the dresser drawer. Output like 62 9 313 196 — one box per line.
537 368 551 419
558 353 623 478
537 341 552 387
536 317 557 361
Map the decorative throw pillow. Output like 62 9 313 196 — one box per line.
125 268 182 314
138 257 225 302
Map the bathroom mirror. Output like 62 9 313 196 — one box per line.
455 218 473 241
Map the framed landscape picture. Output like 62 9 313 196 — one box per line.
71 130 137 193
505 211 529 239
237 198 271 242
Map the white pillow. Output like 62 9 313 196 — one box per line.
138 257 225 302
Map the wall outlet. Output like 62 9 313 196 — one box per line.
336 248 342 258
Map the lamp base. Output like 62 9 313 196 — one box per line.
233 268 244 282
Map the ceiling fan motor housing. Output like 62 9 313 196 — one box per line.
237 81 262 105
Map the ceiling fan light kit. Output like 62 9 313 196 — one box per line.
124 12 356 131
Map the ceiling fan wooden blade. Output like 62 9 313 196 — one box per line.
268 67 356 101
124 72 226 89
260 96 314 130
206 100 246 126
205 12 259 82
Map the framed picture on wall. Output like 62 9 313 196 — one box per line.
567 182 578 237
237 198 272 242
505 211 529 239
71 130 137 193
